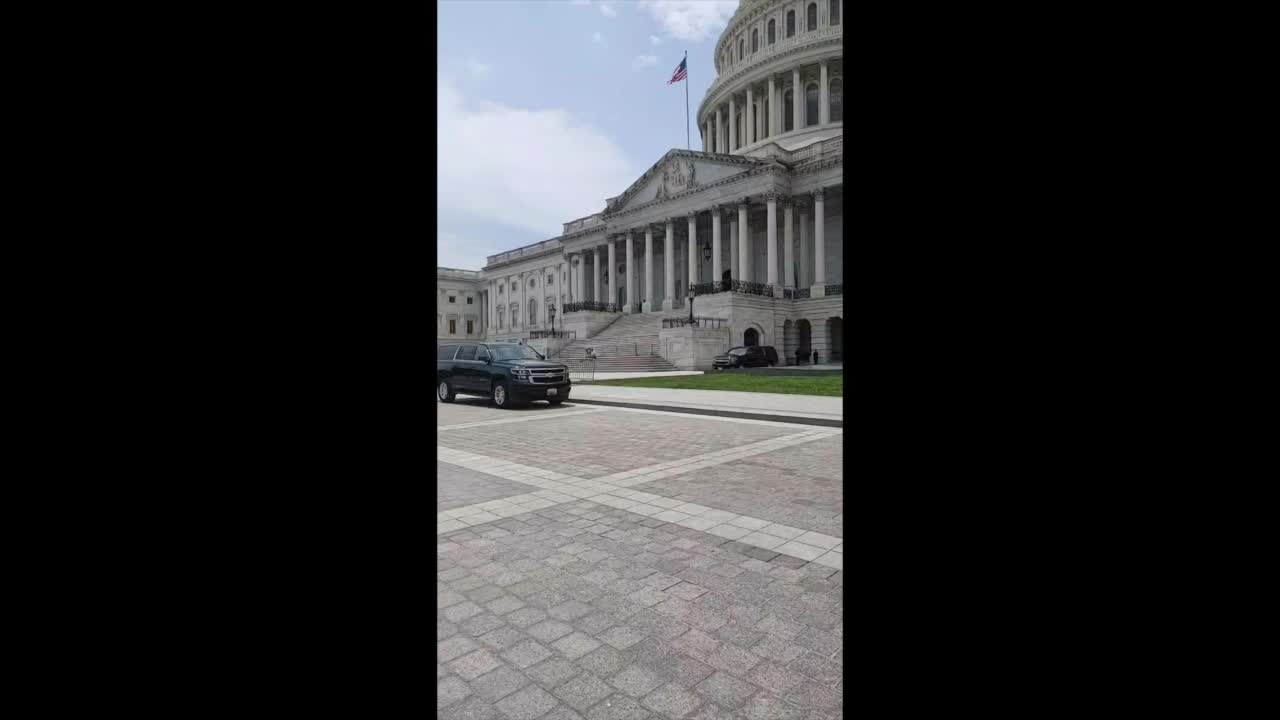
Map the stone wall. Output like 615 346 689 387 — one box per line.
561 311 621 340
658 326 733 370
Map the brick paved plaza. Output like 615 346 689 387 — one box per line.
438 398 843 719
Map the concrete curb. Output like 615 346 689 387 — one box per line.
568 397 843 428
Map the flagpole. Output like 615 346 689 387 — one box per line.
684 50 690 150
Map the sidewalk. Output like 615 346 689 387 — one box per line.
568 384 843 427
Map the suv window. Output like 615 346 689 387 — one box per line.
456 345 477 361
437 345 458 360
475 346 490 362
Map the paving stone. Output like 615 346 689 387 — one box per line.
473 666 532 703
550 600 596 622
597 625 647 650
752 615 803 640
739 693 805 720
468 585 509 605
507 607 550 628
666 582 707 601
788 652 841 685
487 595 528 615
745 662 808 696
441 621 461 641
463 614 510 637
479 626 529 651
641 682 703 719
658 654 716 688
528 620 577 643
609 663 665 698
749 635 806 664
627 587 669 607
584 694 652 720
703 643 761 677
441 589 468 608
445 601 487 623
574 612 617 636
693 671 759 710
451 649 505 681
494 684 562 720
794 608 839 631
440 675 475 709
783 683 841 712
714 620 766 650
441 696 500 720
671 628 721 661
553 631 603 659
576 645 629 677
503 639 556 669
553 672 616 712
441 636 482 663
525 656 582 689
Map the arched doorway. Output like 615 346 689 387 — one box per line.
797 319 812 363
744 328 759 347
827 317 843 361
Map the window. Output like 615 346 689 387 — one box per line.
528 299 537 326
784 89 794 131
751 29 758 52
735 112 743 149
529 279 536 288
448 319 457 335
546 274 553 285
807 3 817 31
437 345 458 360
448 296 456 303
498 285 503 295
830 0 840 25
466 320 474 335
764 98 769 136
768 19 775 44
497 308 504 329
786 10 795 37
476 346 489 362
830 77 843 122
806 83 819 126
738 38 743 60
456 344 477 361
466 297 473 304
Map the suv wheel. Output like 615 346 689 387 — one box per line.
492 380 512 409
438 379 456 403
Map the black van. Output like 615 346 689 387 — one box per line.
712 345 778 369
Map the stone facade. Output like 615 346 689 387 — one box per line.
437 0 843 366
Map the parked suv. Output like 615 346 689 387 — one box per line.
713 345 778 369
437 342 571 408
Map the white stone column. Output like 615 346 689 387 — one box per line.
746 86 755 146
519 272 526 329
766 193 778 290
783 199 795 289
663 219 675 310
819 60 829 125
812 188 826 295
608 240 618 310
792 68 802 130
536 268 545 326
799 206 810 288
704 120 710 151
715 107 723 153
594 247 602 305
767 75 776 138
738 201 750 283
729 95 737 151
711 206 722 288
687 212 697 290
625 232 636 313
643 226 654 312
730 215 738 284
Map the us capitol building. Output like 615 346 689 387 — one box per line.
438 0 842 371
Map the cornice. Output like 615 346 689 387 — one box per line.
603 162 794 226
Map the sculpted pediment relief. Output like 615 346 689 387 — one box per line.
607 150 766 214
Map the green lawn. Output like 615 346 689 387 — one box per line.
595 372 843 396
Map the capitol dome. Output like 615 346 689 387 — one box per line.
699 0 843 156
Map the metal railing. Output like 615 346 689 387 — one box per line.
783 287 812 299
825 283 843 296
529 330 576 340
564 357 596 383
730 280 772 296
563 301 619 313
662 317 727 329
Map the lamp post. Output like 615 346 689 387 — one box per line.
549 305 556 336
687 287 694 325
702 241 713 290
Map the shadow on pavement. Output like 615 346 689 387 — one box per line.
450 397 583 412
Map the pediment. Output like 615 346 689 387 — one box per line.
606 150 768 214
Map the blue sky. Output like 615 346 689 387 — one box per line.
438 0 740 271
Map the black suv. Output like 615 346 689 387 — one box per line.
713 345 778 369
437 342 571 408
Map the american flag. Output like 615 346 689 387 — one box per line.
667 57 687 84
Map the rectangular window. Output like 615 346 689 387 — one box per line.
467 297 473 304
448 296 456 303
449 319 457 334
466 320 474 334
476 346 489 362
456 344 477 361
437 345 458 360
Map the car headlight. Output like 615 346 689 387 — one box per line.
513 368 530 379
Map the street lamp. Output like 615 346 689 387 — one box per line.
687 287 694 325
702 241 713 289
549 305 557 336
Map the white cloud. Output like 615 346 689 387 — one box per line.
466 60 492 78
591 31 605 44
637 1 738 42
599 2 617 17
650 35 662 45
436 75 634 252
632 55 659 69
